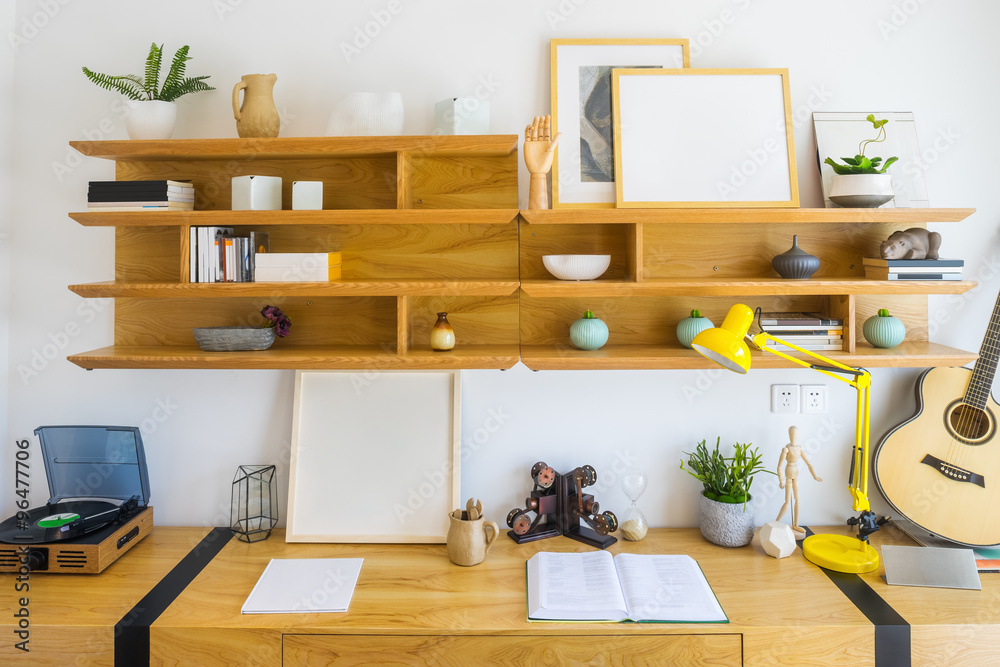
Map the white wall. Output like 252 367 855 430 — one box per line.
5 0 1000 536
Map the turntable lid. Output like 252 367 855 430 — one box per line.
34 426 150 506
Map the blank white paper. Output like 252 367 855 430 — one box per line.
241 558 364 614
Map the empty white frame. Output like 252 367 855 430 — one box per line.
612 68 799 208
813 111 928 208
551 39 690 208
287 370 460 543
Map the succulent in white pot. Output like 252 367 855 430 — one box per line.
83 43 215 140
824 114 899 208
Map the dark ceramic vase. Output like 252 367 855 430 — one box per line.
772 235 820 280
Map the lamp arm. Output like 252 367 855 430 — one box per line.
750 332 872 513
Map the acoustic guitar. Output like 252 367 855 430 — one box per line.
873 291 1000 546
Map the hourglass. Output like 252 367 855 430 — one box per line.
620 470 648 541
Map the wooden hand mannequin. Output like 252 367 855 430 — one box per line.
524 115 561 210
776 426 822 538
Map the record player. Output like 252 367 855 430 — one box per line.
0 425 152 574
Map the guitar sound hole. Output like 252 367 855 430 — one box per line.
946 402 995 444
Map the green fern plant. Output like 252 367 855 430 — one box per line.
82 43 214 102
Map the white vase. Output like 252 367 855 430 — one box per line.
326 92 404 136
829 173 894 208
124 100 177 140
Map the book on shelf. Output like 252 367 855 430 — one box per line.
755 327 843 335
253 252 343 268
88 180 195 211
526 551 727 623
862 257 964 268
865 267 963 281
88 204 195 212
255 265 343 282
764 335 842 346
88 179 193 189
758 312 842 327
764 342 843 352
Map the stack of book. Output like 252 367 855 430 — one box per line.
190 228 270 283
88 180 194 211
757 311 843 351
254 252 343 282
863 257 964 281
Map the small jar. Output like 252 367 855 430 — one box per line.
431 312 456 351
570 310 609 351
863 308 905 348
677 309 714 349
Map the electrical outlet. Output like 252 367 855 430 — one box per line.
802 384 827 413
771 384 800 413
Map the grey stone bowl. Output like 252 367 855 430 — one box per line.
193 326 276 352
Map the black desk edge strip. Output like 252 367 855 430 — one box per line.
801 526 911 667
115 527 232 667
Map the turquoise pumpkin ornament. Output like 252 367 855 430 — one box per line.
863 308 905 348
570 309 609 350
677 309 714 349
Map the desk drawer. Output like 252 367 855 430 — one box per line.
283 634 741 666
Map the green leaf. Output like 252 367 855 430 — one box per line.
160 45 191 96
870 157 882 166
158 75 215 102
858 157 873 170
81 68 146 100
144 43 163 99
876 156 899 173
866 113 876 123
841 156 860 166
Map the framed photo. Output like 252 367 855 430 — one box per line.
813 112 928 208
612 68 798 208
286 370 461 543
551 38 689 208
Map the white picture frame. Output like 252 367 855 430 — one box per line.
550 38 690 209
813 111 929 208
612 68 799 208
286 370 461 543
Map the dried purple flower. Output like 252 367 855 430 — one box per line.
260 305 291 338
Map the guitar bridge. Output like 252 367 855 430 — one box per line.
920 454 986 488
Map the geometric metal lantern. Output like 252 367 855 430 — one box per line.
231 464 278 542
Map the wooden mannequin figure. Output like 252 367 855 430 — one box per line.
523 114 561 209
776 426 822 539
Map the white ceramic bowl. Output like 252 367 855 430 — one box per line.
542 254 611 281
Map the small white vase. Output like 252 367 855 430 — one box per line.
326 92 404 136
124 100 177 140
829 173 894 208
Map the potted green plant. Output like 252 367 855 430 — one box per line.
680 437 773 547
83 43 215 140
823 114 899 208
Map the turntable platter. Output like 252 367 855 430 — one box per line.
0 501 119 544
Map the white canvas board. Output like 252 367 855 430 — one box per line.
287 370 460 543
613 69 797 208
242 558 364 614
813 111 929 208
551 40 689 207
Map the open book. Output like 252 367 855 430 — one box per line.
527 551 727 623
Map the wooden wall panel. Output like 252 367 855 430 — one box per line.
410 295 519 347
409 154 518 209
116 227 179 281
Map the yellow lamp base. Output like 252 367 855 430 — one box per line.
802 533 879 573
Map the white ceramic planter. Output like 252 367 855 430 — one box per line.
124 100 177 140
828 173 894 208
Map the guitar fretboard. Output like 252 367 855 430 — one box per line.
966 288 1000 409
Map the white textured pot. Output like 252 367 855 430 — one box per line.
828 173 894 208
326 92 404 136
124 100 177 140
698 493 755 547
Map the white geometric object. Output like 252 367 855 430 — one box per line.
760 521 797 559
326 92 404 136
433 97 490 135
232 175 282 211
292 181 323 210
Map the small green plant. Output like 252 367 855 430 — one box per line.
680 437 773 507
82 43 214 102
824 114 899 175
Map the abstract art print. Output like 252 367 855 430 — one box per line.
551 39 689 208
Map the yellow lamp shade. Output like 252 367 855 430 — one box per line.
691 304 755 374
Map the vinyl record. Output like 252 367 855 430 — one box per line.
0 501 119 544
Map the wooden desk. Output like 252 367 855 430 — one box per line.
5 525 999 665
152 527 872 666
0 527 212 666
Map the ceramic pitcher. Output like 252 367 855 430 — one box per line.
446 513 499 566
233 73 280 138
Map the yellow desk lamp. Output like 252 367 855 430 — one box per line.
692 303 887 574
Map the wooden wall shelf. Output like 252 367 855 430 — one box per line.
67 137 977 371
